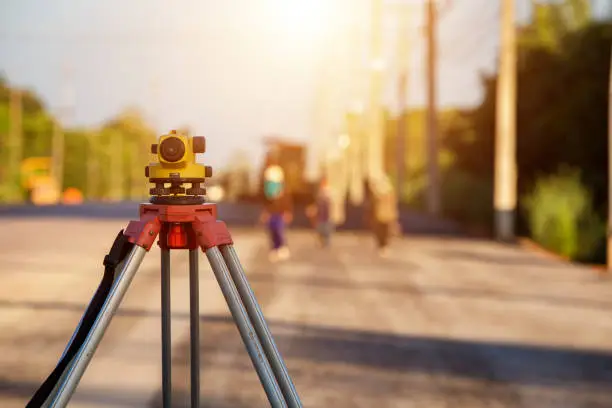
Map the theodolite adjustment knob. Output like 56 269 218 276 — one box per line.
150 187 169 195
193 137 206 154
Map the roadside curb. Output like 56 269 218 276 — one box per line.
517 237 608 272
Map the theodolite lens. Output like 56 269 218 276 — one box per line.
159 137 185 162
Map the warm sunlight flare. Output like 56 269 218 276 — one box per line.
262 0 348 49
273 0 333 37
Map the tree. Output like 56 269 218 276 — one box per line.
99 108 157 200
519 0 592 51
0 74 161 203
443 20 612 238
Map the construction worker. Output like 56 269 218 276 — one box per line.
364 175 399 257
260 165 293 262
306 178 333 248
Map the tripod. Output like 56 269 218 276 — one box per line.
26 202 302 407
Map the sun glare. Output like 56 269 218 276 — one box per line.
280 1 329 32
265 0 336 41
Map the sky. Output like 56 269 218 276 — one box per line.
0 0 610 171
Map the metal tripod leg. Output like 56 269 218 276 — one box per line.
205 247 288 408
49 245 148 408
40 354 77 408
161 248 172 408
40 290 97 408
163 248 200 408
220 245 302 408
188 249 200 408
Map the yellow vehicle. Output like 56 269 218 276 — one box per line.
20 157 61 205
21 157 51 187
30 176 61 205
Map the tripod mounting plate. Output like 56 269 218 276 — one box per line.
123 203 232 251
150 195 206 205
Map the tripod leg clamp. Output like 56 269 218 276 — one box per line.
192 216 233 250
124 215 162 251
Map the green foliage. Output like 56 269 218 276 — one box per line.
102 108 157 200
23 111 53 157
441 170 493 230
0 76 158 203
518 0 592 51
384 108 462 207
443 19 611 241
63 130 89 192
522 168 605 262
438 12 611 263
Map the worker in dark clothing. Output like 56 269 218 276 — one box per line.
306 179 333 248
364 176 399 257
260 165 293 262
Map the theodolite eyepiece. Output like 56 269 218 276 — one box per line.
146 129 212 205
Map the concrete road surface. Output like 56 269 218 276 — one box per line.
1 216 612 407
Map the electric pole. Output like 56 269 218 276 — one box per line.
149 75 161 133
367 0 385 182
425 0 441 215
52 62 73 194
87 130 99 200
347 106 365 205
345 13 366 206
313 51 332 183
146 75 160 198
7 87 23 202
51 119 64 193
396 7 411 202
109 129 124 201
607 43 612 269
494 0 517 242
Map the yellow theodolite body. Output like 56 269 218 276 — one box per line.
146 130 210 180
146 130 212 204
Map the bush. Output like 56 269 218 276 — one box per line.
0 172 25 204
522 167 605 262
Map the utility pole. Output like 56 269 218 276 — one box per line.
396 7 411 202
149 75 161 133
7 87 23 201
494 0 517 242
87 130 99 200
607 43 612 269
51 119 64 193
347 106 365 205
147 75 160 198
312 52 332 184
109 129 124 201
425 0 441 215
367 0 385 183
345 14 365 206
52 63 73 194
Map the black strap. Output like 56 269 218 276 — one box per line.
27 230 134 408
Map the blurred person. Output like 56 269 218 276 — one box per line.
364 176 399 257
306 178 333 248
260 165 293 262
